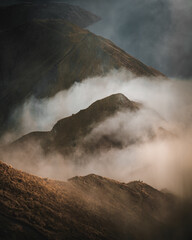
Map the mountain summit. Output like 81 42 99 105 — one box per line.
10 93 139 156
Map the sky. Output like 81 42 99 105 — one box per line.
1 0 191 78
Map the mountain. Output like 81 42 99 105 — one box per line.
0 160 184 240
8 93 170 164
10 94 140 156
0 16 164 136
0 2 100 30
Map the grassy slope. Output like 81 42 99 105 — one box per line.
0 160 176 240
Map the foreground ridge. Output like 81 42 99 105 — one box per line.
0 160 185 240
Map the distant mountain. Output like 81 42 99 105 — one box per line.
10 94 140 156
0 2 100 30
8 93 170 162
0 160 183 240
0 19 164 136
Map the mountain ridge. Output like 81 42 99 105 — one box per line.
0 159 179 240
0 18 164 136
9 93 140 155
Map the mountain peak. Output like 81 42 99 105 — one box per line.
9 94 140 157
110 93 129 102
52 93 139 137
0 17 163 135
89 93 139 111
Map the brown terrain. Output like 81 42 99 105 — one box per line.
1 159 188 240
1 3 189 240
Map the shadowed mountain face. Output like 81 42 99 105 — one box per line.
0 16 164 136
0 2 100 30
10 94 140 156
7 93 170 166
0 160 185 240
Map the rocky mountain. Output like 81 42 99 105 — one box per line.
0 2 100 30
10 94 140 156
0 13 164 135
1 160 187 240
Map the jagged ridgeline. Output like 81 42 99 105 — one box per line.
0 2 164 136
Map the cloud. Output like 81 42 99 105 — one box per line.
83 0 192 78
2 0 191 77
5 69 191 140
1 69 192 198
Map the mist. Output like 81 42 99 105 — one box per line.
1 0 191 78
80 0 192 78
65 0 192 78
1 69 192 198
4 69 192 138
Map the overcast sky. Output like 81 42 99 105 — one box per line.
1 0 192 78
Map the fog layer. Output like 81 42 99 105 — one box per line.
1 69 192 197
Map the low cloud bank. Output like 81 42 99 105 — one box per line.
1 69 192 197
